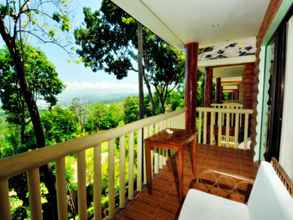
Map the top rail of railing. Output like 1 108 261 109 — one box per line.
0 109 184 179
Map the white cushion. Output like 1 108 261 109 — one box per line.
179 161 293 220
248 161 293 220
178 189 249 220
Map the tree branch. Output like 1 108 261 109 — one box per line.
17 29 72 55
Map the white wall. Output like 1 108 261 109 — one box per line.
279 15 293 179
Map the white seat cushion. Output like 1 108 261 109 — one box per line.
178 189 249 220
248 161 293 220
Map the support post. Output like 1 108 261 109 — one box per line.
243 63 256 109
185 42 199 132
204 67 213 107
215 77 222 103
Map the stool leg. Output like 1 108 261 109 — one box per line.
145 142 152 194
177 149 184 201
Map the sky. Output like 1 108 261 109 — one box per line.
1 0 139 105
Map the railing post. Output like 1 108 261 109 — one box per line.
27 168 43 220
0 178 11 220
94 144 102 220
128 132 134 200
137 128 143 191
119 136 126 208
56 157 67 220
77 151 87 220
108 139 115 218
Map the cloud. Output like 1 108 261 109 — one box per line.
64 81 139 94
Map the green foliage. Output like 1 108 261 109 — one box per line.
69 98 88 131
0 45 64 125
74 0 185 113
85 103 124 132
41 106 80 145
123 96 139 123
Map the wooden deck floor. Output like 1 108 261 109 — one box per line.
114 145 257 220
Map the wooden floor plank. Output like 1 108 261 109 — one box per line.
114 144 257 220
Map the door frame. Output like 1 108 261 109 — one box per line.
255 1 292 161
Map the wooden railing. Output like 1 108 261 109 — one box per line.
196 107 253 148
0 109 185 220
211 103 243 109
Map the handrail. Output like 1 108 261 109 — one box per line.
0 108 185 220
197 107 252 114
211 103 243 109
0 109 184 179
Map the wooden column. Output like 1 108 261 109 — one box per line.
215 77 222 103
234 88 239 101
185 42 199 132
204 67 213 107
243 63 256 109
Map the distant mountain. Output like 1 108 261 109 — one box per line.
57 90 137 106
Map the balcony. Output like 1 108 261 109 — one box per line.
0 106 257 220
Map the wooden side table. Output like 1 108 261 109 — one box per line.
145 128 196 201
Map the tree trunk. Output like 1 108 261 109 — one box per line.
142 72 156 114
137 23 145 119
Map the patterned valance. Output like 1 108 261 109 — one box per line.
199 37 256 61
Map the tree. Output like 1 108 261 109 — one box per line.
0 1 71 218
85 103 124 132
41 106 80 145
69 98 88 132
0 45 64 145
0 0 70 149
74 0 185 114
123 96 139 123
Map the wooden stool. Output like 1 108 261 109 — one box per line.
145 128 196 201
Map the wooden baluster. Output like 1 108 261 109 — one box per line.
128 131 134 200
149 125 154 177
94 144 102 219
137 128 143 192
160 149 164 169
164 120 168 129
143 127 148 185
160 122 166 168
210 111 215 145
226 112 230 146
108 139 115 218
163 149 167 165
244 113 249 144
198 111 202 144
234 113 240 148
218 111 222 146
119 136 126 208
154 152 160 174
77 151 87 220
0 179 11 220
171 118 175 128
155 123 163 171
203 111 207 144
56 157 67 220
27 168 42 220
